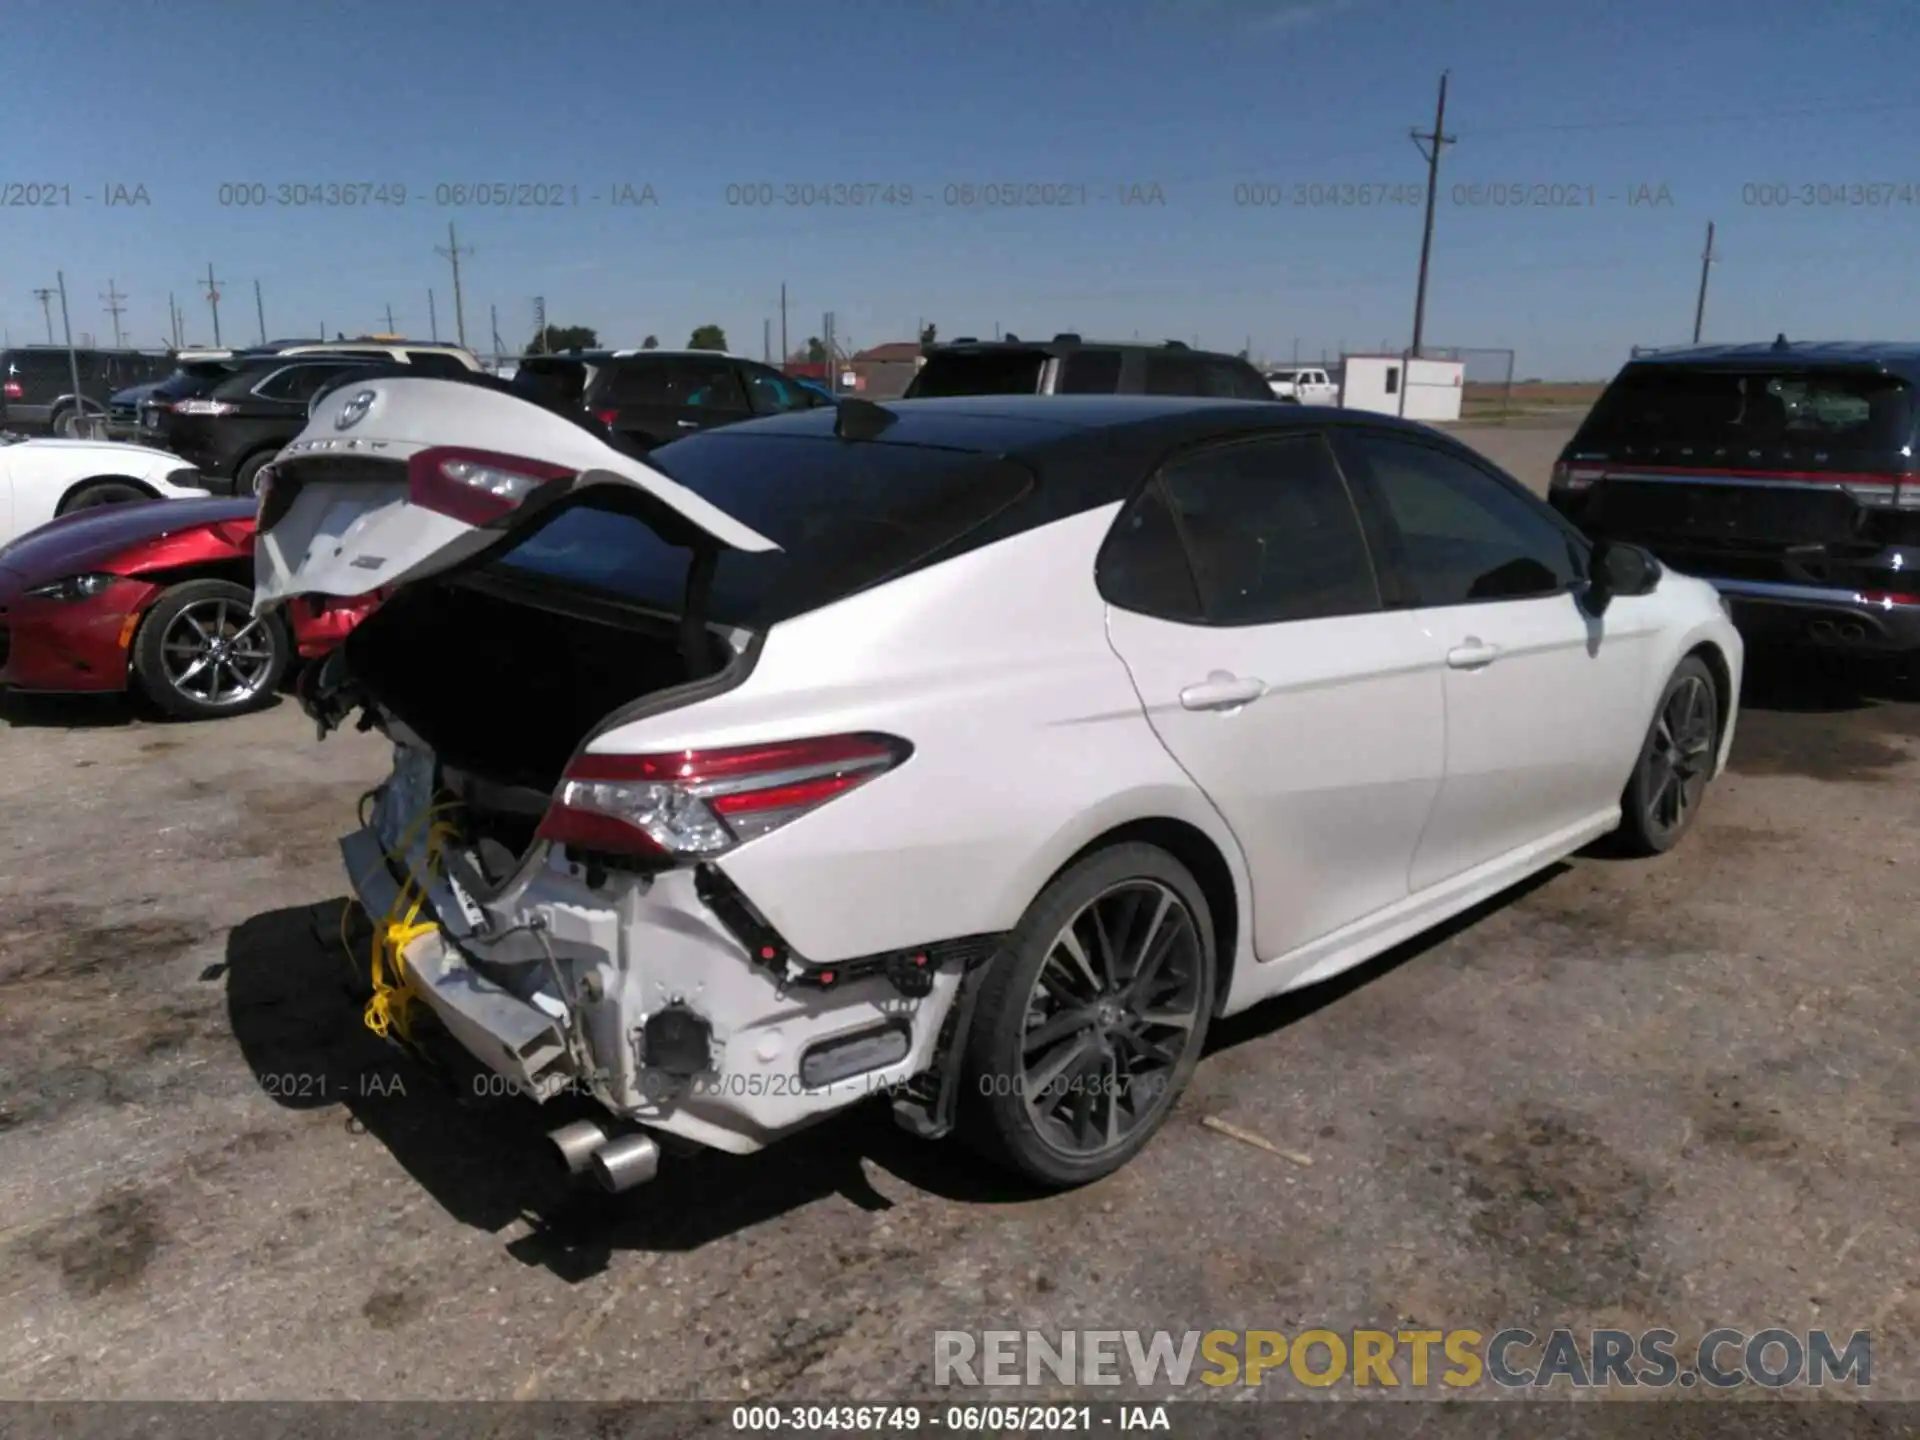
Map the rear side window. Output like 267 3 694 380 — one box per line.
1143 356 1201 396
1099 481 1204 620
602 358 749 411
513 359 590 409
254 364 356 402
1154 433 1380 625
486 435 1035 627
1056 350 1124 394
1576 365 1915 463
405 352 472 378
906 349 1047 397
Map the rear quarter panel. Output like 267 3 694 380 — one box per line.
590 505 1256 971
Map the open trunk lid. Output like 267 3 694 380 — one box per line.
253 375 779 608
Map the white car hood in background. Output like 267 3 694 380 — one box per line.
253 377 778 607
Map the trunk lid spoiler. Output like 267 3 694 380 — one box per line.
253 376 779 608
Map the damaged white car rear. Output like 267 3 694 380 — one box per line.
255 376 1224 1193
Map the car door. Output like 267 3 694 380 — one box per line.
1337 429 1657 892
1101 431 1446 967
739 362 824 415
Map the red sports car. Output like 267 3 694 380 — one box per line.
0 497 376 719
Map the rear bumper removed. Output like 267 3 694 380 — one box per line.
341 767 968 1158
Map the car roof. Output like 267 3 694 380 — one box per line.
518 349 745 362
1623 340 1920 385
676 393 1436 456
924 338 1254 364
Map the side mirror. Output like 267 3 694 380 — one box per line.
1584 540 1659 616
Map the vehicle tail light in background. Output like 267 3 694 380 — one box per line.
593 408 619 426
1835 475 1920 510
1551 462 1604 492
405 445 575 526
1859 590 1920 609
3 381 21 400
537 733 913 859
172 398 237 416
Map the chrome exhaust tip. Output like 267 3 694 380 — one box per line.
589 1132 661 1193
548 1118 610 1176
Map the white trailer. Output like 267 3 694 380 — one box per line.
1336 354 1464 421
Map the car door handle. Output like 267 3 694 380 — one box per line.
1179 673 1266 711
1446 638 1501 670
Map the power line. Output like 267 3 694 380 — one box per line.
1692 220 1716 344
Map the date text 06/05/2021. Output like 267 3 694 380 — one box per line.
722 182 1167 208
728 1404 1171 1432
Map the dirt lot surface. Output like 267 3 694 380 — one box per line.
2 420 1917 1402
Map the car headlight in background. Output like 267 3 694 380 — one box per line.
24 573 117 603
164 466 209 491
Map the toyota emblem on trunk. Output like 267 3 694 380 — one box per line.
335 389 377 430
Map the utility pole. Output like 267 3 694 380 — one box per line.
57 273 86 435
490 303 503 368
779 283 788 362
428 288 439 343
763 318 771 363
385 302 397 335
1408 70 1456 359
435 223 471 349
168 291 182 349
532 296 546 353
202 263 225 347
1692 220 1716 345
101 280 128 348
254 279 267 346
32 288 55 344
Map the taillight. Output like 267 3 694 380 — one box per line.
405 445 574 526
1551 462 1603 492
593 408 619 426
1838 476 1919 510
2 381 21 400
172 398 237 416
537 732 912 859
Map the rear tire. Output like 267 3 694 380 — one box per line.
53 403 103 438
233 451 277 498
57 478 154 515
1612 656 1719 856
959 843 1215 1188
131 579 289 720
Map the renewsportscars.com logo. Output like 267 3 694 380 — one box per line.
932 1328 1873 1391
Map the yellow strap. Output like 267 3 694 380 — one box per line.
359 803 464 1044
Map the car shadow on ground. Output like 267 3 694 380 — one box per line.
0 687 285 729
221 868 1572 1279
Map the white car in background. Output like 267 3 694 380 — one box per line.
0 437 209 548
1266 367 1339 404
262 379 1742 1192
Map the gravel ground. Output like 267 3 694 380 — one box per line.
0 420 1915 1402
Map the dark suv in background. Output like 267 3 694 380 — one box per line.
166 354 393 495
511 349 831 450
1550 339 1920 655
904 335 1276 401
1 346 175 435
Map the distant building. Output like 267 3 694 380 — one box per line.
849 342 923 399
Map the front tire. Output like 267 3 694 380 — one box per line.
57 478 153 515
1612 656 1719 856
960 843 1215 1187
131 579 289 720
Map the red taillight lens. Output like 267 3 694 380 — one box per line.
536 732 912 858
405 445 574 526
3 381 21 399
593 408 619 426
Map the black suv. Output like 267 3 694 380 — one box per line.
1551 340 1920 655
1 347 175 435
904 335 1275 401
511 350 831 450
165 354 392 495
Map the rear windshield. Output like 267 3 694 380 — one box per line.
482 432 1035 627
905 349 1048 398
1576 366 1916 462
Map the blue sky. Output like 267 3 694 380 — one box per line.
3 0 1915 377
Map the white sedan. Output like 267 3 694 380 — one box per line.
0 437 210 548
257 379 1743 1191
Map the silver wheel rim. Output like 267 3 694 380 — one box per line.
1018 879 1205 1159
1642 675 1714 837
159 598 276 708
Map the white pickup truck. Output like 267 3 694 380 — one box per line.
1264 366 1339 404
